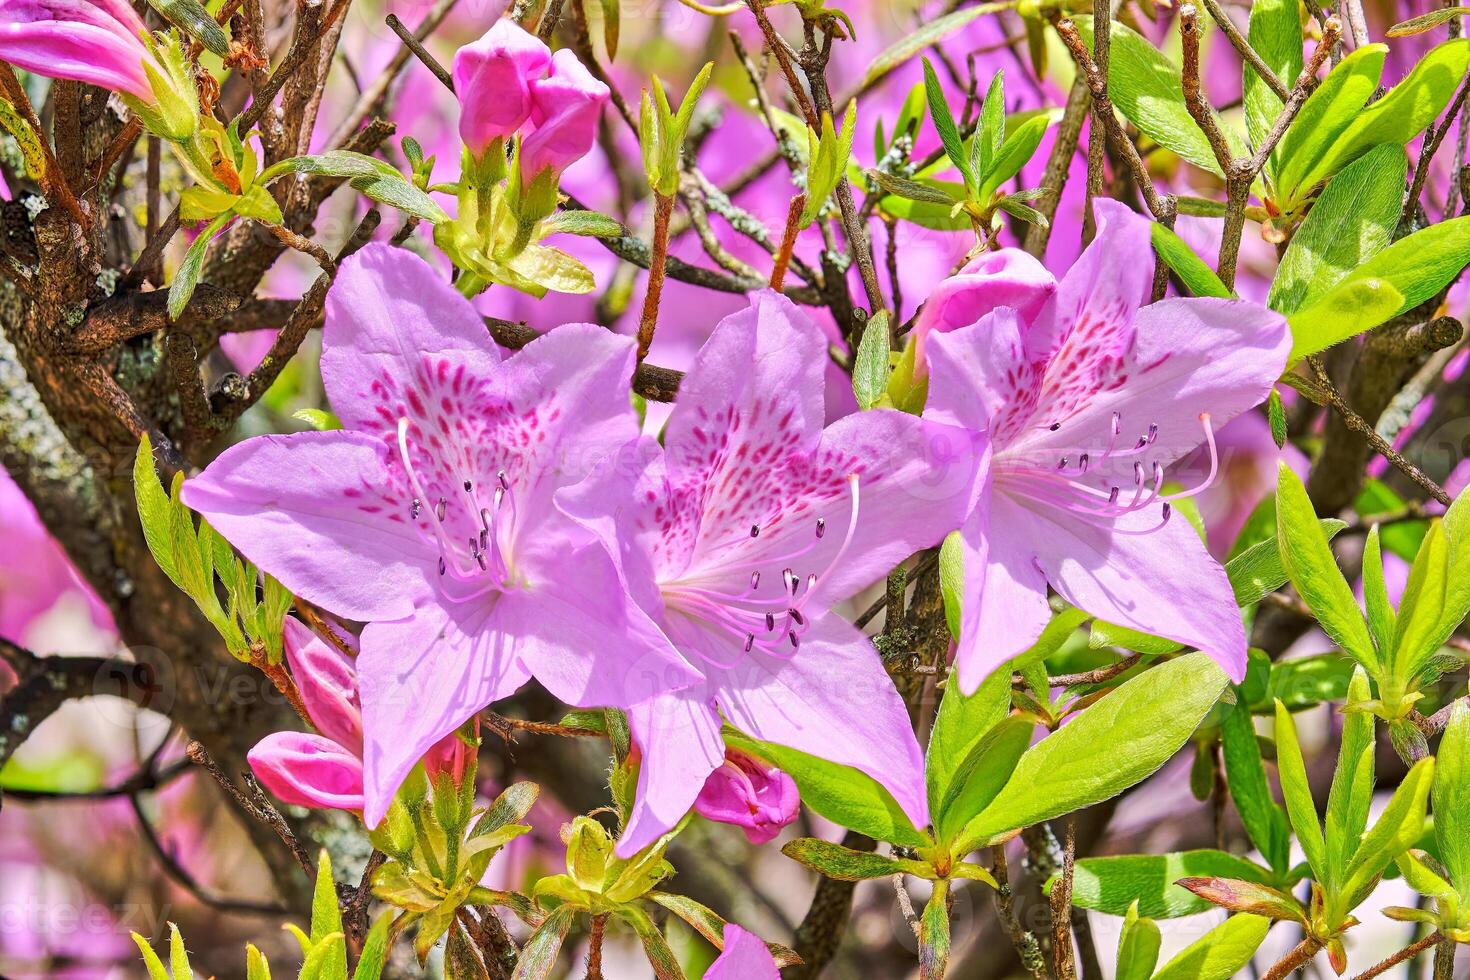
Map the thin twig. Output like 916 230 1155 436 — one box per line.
186 740 315 876
637 192 676 365
1351 931 1445 979
1262 938 1324 980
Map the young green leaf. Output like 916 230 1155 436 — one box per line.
1150 223 1232 298
1323 669 1375 886
926 658 1011 813
1274 45 1387 203
852 311 891 410
862 2 1013 88
1268 389 1287 448
246 944 272 980
1150 914 1270 980
169 212 232 320
1115 902 1161 980
1275 463 1377 668
1221 702 1292 874
1228 517 1348 607
1063 849 1276 918
1268 143 1408 317
1361 527 1397 655
972 71 1005 184
977 114 1051 202
510 904 575 980
132 931 172 980
1074 17 1243 176
922 58 973 193
1393 520 1452 680
168 923 193 980
957 654 1227 849
1243 0 1303 180
1434 701 1470 891
780 838 930 881
351 913 393 980
147 0 229 56
1273 699 1327 879
936 716 1034 842
1389 6 1470 35
1341 757 1435 908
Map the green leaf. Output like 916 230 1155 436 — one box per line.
1151 914 1270 980
262 152 448 223
1275 45 1387 204
1389 7 1470 36
1115 902 1161 980
612 906 681 980
1324 670 1375 886
1228 517 1348 607
994 195 1049 228
309 849 342 945
146 0 230 56
1434 701 1470 890
246 944 271 980
862 2 1015 88
1150 222 1232 298
134 434 179 585
1244 0 1302 182
1255 653 1355 711
537 210 625 239
922 58 973 192
780 838 930 881
926 659 1011 814
1268 390 1287 448
131 932 172 980
978 114 1050 202
957 654 1227 849
1074 18 1243 176
724 732 926 847
1394 520 1452 680
1297 39 1470 196
509 904 574 980
169 212 232 320
1275 462 1377 668
937 716 1034 843
1273 699 1327 879
1063 850 1276 918
973 71 1006 185
598 0 619 57
918 879 951 980
1341 757 1435 907
939 530 964 640
351 913 392 980
168 923 193 980
867 168 959 205
852 311 891 410
1176 876 1307 920
1361 526 1397 655
1222 701 1291 873
1268 143 1408 316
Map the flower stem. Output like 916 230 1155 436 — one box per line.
1262 937 1323 980
636 191 675 365
1350 931 1443 979
585 913 607 980
770 193 806 291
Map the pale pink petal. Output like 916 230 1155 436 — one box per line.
1013 297 1292 486
248 732 365 811
923 306 1044 443
495 543 699 709
713 614 929 831
706 925 780 980
954 491 1053 695
1016 494 1248 681
321 243 500 437
181 431 435 622
616 687 725 857
357 601 532 828
1032 198 1154 363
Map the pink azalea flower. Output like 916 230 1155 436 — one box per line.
559 291 974 855
921 200 1292 692
182 244 698 826
519 49 609 182
0 0 153 102
705 924 779 980
452 19 552 157
693 749 799 845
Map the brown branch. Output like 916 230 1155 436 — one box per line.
1262 938 1323 980
1025 75 1091 258
1050 819 1078 980
185 740 315 876
771 194 806 291
784 830 874 980
0 62 88 228
1197 0 1291 101
1350 931 1445 979
637 192 676 366
326 0 459 149
385 12 454 90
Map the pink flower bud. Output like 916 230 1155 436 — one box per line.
694 750 799 845
518 48 609 181
282 616 362 755
0 0 153 102
248 732 365 812
423 718 479 788
451 19 551 157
